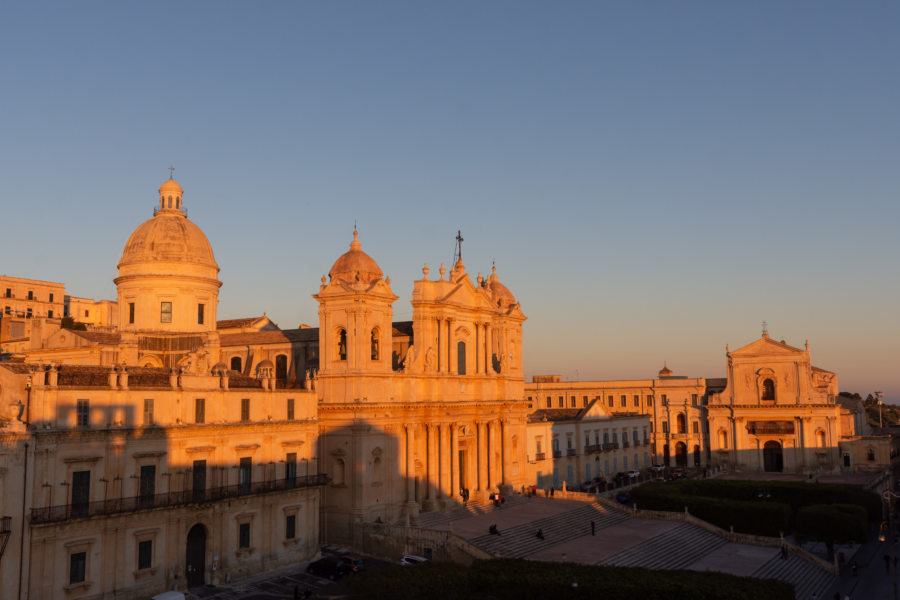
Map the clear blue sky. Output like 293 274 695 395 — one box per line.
1 2 897 400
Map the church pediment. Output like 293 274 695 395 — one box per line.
730 335 804 358
438 278 497 311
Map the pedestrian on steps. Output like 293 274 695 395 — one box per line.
591 521 596 536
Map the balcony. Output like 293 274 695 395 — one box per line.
30 474 329 525
746 421 794 435
566 448 576 456
602 442 619 452
0 516 10 561
535 452 546 461
584 444 601 454
552 450 562 458
622 440 630 448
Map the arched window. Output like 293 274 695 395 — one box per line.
816 429 826 448
457 341 466 375
762 378 776 401
692 421 699 434
176 196 180 209
230 356 242 372
719 429 728 449
677 413 687 434
370 328 380 360
275 354 288 379
867 448 875 461
373 456 384 484
168 196 172 208
337 328 347 361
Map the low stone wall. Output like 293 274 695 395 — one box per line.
358 523 492 566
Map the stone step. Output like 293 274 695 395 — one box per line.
599 523 728 570
752 554 834 600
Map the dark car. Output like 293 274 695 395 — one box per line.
341 553 365 574
306 556 345 580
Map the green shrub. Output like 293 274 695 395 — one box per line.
796 504 868 543
346 559 795 600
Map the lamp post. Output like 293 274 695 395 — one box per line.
876 391 884 429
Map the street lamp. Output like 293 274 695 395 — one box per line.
875 391 884 429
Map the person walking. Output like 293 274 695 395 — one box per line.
780 545 788 560
536 528 544 540
591 521 596 536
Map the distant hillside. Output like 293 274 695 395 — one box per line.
840 392 900 428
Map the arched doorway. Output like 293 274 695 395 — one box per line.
675 442 687 467
763 441 783 472
186 524 207 588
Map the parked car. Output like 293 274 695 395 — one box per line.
627 470 641 480
648 464 666 473
615 491 632 505
306 556 346 579
670 467 686 480
400 554 429 565
341 553 365 573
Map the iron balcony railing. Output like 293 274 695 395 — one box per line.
566 448 576 456
30 474 329 525
584 444 601 454
602 442 619 452
552 450 562 458
622 440 630 448
535 452 546 461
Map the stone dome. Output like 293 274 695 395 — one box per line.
119 212 218 271
118 178 218 273
487 266 515 307
329 231 383 283
658 362 673 377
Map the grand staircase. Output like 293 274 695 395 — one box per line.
467 502 627 558
752 552 835 600
597 522 728 570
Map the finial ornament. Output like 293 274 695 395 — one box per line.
761 321 768 336
168 165 175 180
439 263 446 280
422 263 429 277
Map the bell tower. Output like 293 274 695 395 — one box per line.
313 231 397 401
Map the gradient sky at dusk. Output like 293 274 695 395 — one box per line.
1 3 898 399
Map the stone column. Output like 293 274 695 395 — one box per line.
500 419 507 488
475 324 481 374
450 423 459 499
406 425 416 503
485 325 493 374
486 421 493 490
477 421 487 492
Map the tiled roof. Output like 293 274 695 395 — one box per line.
0 362 33 374
220 328 319 347
392 321 413 337
217 317 265 329
69 330 122 345
528 408 584 423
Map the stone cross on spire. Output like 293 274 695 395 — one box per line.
168 165 175 180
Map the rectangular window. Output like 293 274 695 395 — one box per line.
139 465 156 503
633 395 639 407
4 288 10 298
607 395 613 408
195 398 205 424
692 393 699 406
692 421 700 434
287 398 295 420
137 540 152 570
129 302 135 324
69 551 86 584
583 395 588 407
27 290 33 300
239 522 250 549
286 452 297 485
160 301 172 323
557 396 563 408
620 395 626 408
545 396 551 408
72 470 91 517
239 457 252 494
661 394 668 406
3 306 9 315
647 395 654 407
26 307 32 318
193 459 207 502
527 396 533 408
662 421 669 433
48 309 54 318
143 398 154 425
84 309 89 318
197 303 205 325
49 292 54 302
76 399 90 427
569 396 575 408
285 514 296 540
612 432 618 443
241 398 250 422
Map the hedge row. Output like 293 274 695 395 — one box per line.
796 504 868 543
630 484 791 536
346 559 795 600
657 479 881 522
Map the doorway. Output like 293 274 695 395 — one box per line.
675 442 687 467
763 441 784 472
186 524 206 588
458 449 467 493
